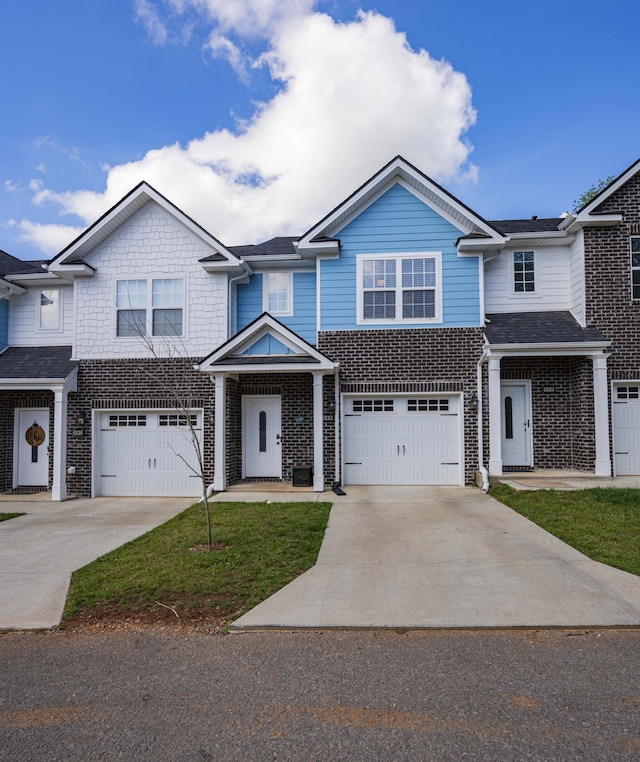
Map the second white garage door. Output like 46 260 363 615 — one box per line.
343 395 461 485
97 410 203 497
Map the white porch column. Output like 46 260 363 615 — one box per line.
312 372 325 492
213 374 227 492
592 354 612 476
51 389 68 501
488 354 503 475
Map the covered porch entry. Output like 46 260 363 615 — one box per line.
197 314 339 492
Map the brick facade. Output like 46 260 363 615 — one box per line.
318 327 484 485
498 357 595 471
66 358 214 497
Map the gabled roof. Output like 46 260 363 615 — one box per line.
48 182 245 274
226 237 300 260
560 157 640 231
484 311 610 349
197 313 338 374
0 250 43 276
297 155 507 255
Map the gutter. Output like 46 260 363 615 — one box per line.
477 347 490 493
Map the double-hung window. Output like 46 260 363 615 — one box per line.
631 238 640 299
263 272 292 316
358 253 441 323
38 288 61 331
513 251 535 293
116 278 184 337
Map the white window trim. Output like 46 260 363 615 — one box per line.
114 276 186 339
512 251 537 296
262 271 293 317
36 287 63 333
630 237 640 301
356 252 442 325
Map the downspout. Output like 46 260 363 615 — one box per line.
227 263 251 338
477 347 490 493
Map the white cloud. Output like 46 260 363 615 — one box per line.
12 220 84 256
23 8 477 253
134 0 169 44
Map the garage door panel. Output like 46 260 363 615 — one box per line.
343 396 461 486
98 411 202 497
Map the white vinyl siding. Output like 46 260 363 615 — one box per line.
8 284 74 346
484 247 571 313
568 229 585 325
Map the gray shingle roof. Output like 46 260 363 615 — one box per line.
0 346 78 379
228 237 300 258
488 218 563 234
484 312 609 345
0 250 43 276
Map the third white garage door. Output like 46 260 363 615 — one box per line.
97 410 203 497
342 395 461 485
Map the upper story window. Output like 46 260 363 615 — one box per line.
116 278 183 337
357 253 441 324
39 288 61 331
513 251 535 293
631 238 640 299
263 272 292 316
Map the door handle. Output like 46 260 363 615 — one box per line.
276 434 281 445
148 458 151 468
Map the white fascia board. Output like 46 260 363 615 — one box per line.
0 369 78 393
297 157 506 253
51 182 243 269
5 272 64 287
198 313 337 371
47 262 95 278
205 361 337 374
485 341 611 356
200 259 250 275
0 279 26 296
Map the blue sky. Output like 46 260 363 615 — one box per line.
2 0 639 260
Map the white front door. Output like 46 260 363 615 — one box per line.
15 408 49 487
243 396 282 478
501 382 532 467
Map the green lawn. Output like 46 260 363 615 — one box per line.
491 485 640 576
64 500 331 626
0 513 25 523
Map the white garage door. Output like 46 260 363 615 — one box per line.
343 395 461 485
613 384 640 475
97 410 203 496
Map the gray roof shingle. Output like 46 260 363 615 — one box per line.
484 312 609 345
0 346 78 380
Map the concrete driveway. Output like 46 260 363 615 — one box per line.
0 495 192 630
227 485 640 630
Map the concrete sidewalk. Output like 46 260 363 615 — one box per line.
228 485 640 630
0 496 192 630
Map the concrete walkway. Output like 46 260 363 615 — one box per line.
227 485 640 631
0 495 192 629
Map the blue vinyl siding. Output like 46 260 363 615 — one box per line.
241 334 294 355
0 300 8 350
236 271 317 344
320 183 481 330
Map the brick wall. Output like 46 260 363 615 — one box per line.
66 358 214 497
318 328 484 484
498 357 595 470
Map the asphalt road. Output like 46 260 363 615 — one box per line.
1 628 639 761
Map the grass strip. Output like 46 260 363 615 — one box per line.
0 513 25 523
64 500 332 622
491 485 640 576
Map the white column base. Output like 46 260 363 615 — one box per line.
595 460 612 477
313 475 325 492
488 459 503 476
